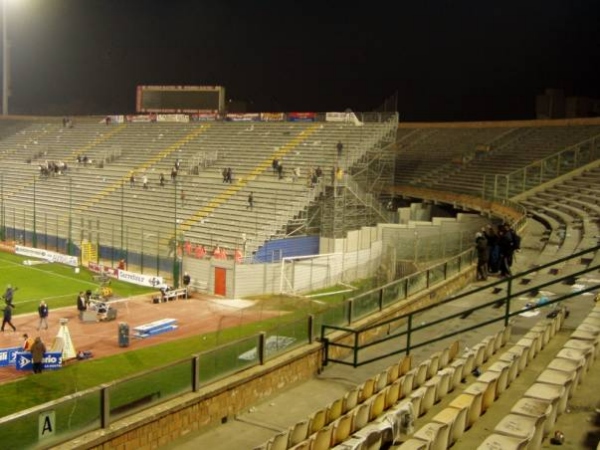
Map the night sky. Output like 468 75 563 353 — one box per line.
3 0 599 121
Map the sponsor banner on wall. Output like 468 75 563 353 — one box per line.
325 111 363 125
260 112 285 122
87 262 119 278
287 112 316 122
99 115 125 124
15 352 63 371
15 246 78 267
0 347 21 367
190 113 218 122
226 113 261 122
125 114 157 123
156 114 190 123
118 269 164 288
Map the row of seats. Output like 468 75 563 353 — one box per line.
254 340 462 450
478 303 600 449
398 309 567 450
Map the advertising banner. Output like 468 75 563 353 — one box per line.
260 112 285 122
125 114 156 123
15 246 79 267
190 113 217 122
15 352 63 371
156 114 190 123
117 269 164 288
87 262 119 278
226 113 261 122
325 111 363 126
287 112 316 122
0 347 21 367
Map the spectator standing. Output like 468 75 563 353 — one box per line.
142 175 148 190
22 333 34 351
247 192 254 210
30 337 46 374
475 232 489 281
1 303 16 332
336 140 343 159
77 292 87 319
38 300 49 330
129 172 135 188
3 284 15 306
159 173 165 187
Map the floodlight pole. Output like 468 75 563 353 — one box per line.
32 175 37 247
172 180 180 288
2 0 9 115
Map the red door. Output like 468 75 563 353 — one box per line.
214 267 226 296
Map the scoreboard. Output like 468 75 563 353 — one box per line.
136 85 225 113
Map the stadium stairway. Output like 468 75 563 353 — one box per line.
161 217 600 450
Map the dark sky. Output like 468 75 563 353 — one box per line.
4 0 599 121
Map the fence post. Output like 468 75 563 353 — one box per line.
347 299 353 325
100 385 110 428
406 314 413 356
258 332 266 365
322 337 329 366
378 288 384 311
308 314 314 344
504 278 513 326
192 355 200 392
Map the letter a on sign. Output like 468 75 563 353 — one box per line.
39 410 55 439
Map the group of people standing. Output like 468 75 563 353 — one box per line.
2 285 49 374
475 223 521 281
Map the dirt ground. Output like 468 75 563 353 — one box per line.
0 293 285 383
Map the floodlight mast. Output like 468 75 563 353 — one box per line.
2 0 9 115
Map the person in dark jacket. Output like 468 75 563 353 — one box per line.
30 337 46 374
1 303 16 332
475 232 489 281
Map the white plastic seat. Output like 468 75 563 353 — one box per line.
415 360 430 386
523 383 565 433
557 347 590 379
401 372 415 397
289 419 310 446
331 414 353 446
502 324 513 346
480 335 496 360
343 387 360 413
396 438 429 449
449 358 466 386
410 385 436 416
427 353 441 378
515 336 538 362
439 366 460 392
270 429 290 450
494 413 542 449
501 345 528 374
537 368 575 405
477 433 529 449
487 360 511 393
511 397 552 438
432 406 467 445
547 356 583 387
477 370 502 400
413 422 450 450
450 392 482 428
470 343 487 366
531 322 551 347
464 380 496 413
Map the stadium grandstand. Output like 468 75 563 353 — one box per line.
0 109 599 449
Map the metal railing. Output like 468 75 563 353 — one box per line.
321 244 600 367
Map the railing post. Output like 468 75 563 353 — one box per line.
378 288 384 311
100 385 110 429
192 355 200 392
308 314 314 344
353 331 359 367
504 278 513 326
406 314 413 356
347 299 353 325
322 337 329 366
258 332 266 365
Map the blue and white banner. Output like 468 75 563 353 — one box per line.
0 347 22 367
15 245 79 267
118 270 164 288
15 352 63 371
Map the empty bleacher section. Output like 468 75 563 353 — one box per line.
394 120 600 198
0 115 397 268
